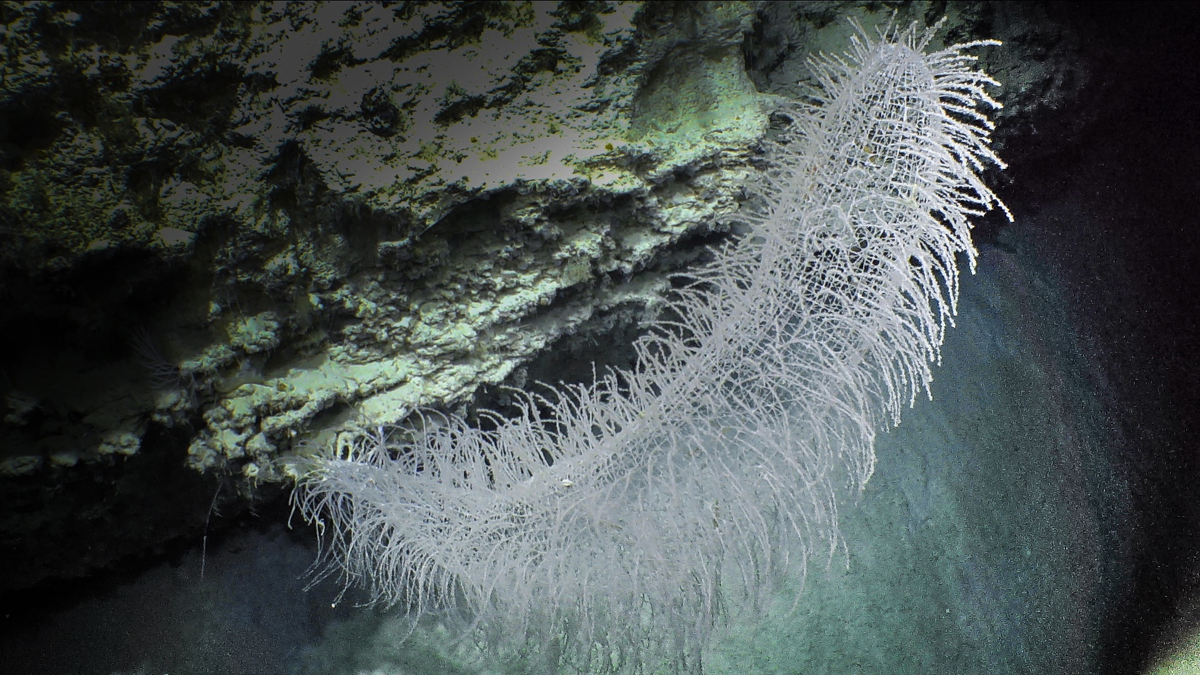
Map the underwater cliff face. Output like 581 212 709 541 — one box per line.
0 0 769 590
0 0 1048 596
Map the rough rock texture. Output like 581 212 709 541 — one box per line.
0 0 767 591
744 1 1095 163
0 1 1075 591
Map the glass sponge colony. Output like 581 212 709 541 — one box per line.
293 19 1009 673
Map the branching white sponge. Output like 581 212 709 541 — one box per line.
293 20 1009 671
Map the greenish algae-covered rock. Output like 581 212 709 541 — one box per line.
0 0 771 589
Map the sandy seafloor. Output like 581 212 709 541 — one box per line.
704 222 1129 674
0 215 1133 675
